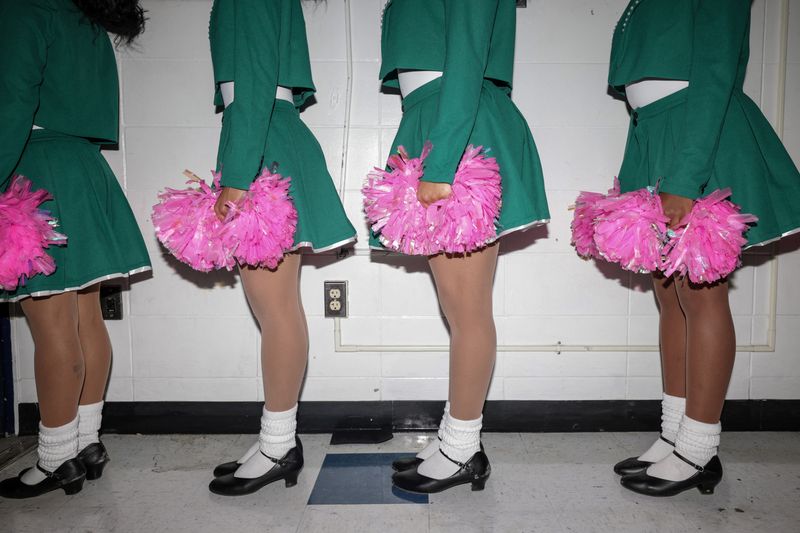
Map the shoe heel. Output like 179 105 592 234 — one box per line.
62 477 85 495
471 477 487 492
284 472 299 488
85 463 107 481
697 481 718 495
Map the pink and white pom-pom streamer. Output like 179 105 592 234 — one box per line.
569 181 757 283
362 143 502 255
152 169 297 272
570 179 620 259
661 188 758 284
152 171 235 272
222 168 298 271
0 175 67 291
593 186 670 274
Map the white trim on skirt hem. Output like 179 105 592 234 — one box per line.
290 235 357 254
368 218 551 253
0 266 153 303
744 226 800 250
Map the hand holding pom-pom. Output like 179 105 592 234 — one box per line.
363 143 502 256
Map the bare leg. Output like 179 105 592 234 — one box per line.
239 253 308 412
21 292 84 427
675 278 735 424
428 243 499 421
652 274 687 397
76 284 111 405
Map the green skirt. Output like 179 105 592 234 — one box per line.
369 78 551 251
0 130 151 302
618 88 800 247
219 100 357 252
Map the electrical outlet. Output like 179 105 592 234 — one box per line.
100 285 123 320
324 281 348 318
516 0 527 7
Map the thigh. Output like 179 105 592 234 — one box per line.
428 244 499 313
239 254 303 313
20 291 80 338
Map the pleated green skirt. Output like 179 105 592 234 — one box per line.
0 130 151 302
618 88 800 247
369 78 551 251
219 100 357 252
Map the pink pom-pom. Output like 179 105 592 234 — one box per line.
593 186 669 273
222 168 298 270
152 172 235 272
363 143 502 255
0 175 67 291
570 179 620 259
661 189 758 284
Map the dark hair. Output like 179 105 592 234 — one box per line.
72 0 146 45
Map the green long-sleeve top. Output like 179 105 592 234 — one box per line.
380 0 516 184
0 0 119 185
209 0 315 189
608 0 752 199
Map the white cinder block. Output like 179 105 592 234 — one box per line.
344 128 382 190
381 352 449 378
379 92 403 127
750 377 800 399
505 254 631 316
381 317 450 346
512 64 630 128
498 316 628 346
134 378 258 401
381 378 448 401
728 265 755 316
303 0 347 61
726 352 752 399
503 377 627 400
107 319 133 378
306 126 345 190
628 316 659 345
628 278 658 316
131 317 256 378
515 0 624 64
300 378 380 401
752 317 800 376
12 319 34 380
306 350 381 378
342 192 372 250
106 378 134 402
351 62 382 127
777 247 800 315
626 351 661 378
350 0 383 62
17 379 37 403
626 377 663 400
125 127 221 192
336 316 382 346
126 1 214 60
499 352 628 378
301 62 348 126
378 258 441 317
122 60 216 127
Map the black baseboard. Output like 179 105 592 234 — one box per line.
16 400 800 436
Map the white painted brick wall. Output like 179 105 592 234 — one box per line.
10 0 800 404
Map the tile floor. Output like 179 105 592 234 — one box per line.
0 432 798 533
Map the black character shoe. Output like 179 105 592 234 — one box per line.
213 460 241 478
0 459 86 499
613 435 675 476
620 453 723 497
208 437 304 496
392 456 423 472
78 441 110 480
392 449 490 494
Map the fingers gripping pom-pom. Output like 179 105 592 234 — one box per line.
661 189 758 284
593 187 669 273
362 143 502 255
0 176 67 291
152 172 234 272
222 168 298 270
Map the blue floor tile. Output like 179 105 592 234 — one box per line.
308 453 429 505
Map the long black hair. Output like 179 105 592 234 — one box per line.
72 0 146 44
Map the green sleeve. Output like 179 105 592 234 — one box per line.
216 0 281 190
0 1 50 185
422 0 500 185
661 0 750 199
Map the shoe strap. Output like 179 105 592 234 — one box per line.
259 450 288 467
672 451 704 472
35 462 57 480
659 435 676 447
438 448 470 473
